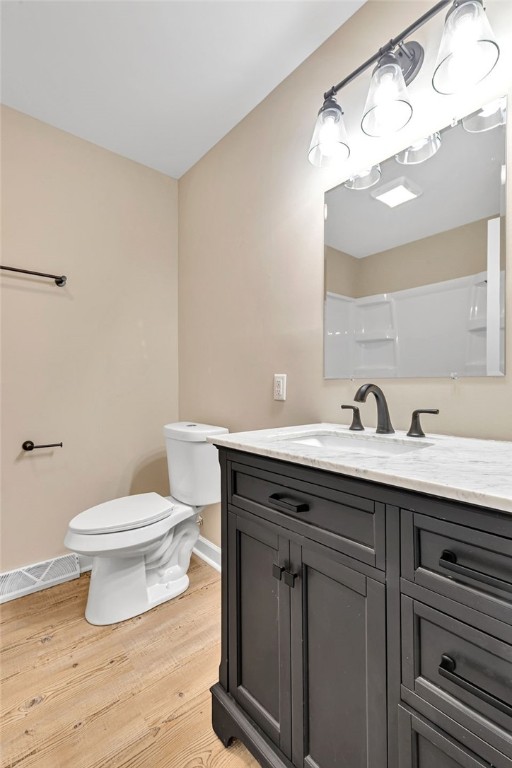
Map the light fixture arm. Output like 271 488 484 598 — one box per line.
323 0 452 100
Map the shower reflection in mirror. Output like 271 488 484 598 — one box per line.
324 98 506 380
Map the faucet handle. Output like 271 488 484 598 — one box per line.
341 405 364 431
407 409 439 438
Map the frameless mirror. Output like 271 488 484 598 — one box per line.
324 97 506 379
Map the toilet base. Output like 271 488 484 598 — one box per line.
147 574 189 609
84 516 199 625
84 557 191 625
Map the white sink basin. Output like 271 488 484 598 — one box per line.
281 431 432 456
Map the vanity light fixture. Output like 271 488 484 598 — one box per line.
308 0 500 167
432 0 500 95
462 96 506 132
344 165 381 190
371 177 422 208
308 96 350 168
395 132 442 164
361 52 414 137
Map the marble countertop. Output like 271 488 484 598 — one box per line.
209 424 512 514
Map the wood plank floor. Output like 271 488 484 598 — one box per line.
0 556 259 768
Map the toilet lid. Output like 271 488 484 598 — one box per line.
68 492 173 534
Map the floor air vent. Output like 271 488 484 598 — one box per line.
0 554 80 604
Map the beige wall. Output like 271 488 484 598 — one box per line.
357 218 499 297
179 1 512 547
325 217 498 297
325 245 358 297
3 3 511 561
1 107 179 571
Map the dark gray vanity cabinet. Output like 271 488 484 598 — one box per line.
222 461 387 768
226 511 292 756
211 449 512 768
398 708 498 768
291 540 386 768
212 450 389 768
399 503 512 768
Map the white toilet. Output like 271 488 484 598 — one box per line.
64 422 228 625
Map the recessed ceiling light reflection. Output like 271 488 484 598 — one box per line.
344 165 381 190
462 97 507 133
395 133 441 165
371 177 422 208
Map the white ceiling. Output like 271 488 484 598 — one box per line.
1 0 365 178
324 117 507 258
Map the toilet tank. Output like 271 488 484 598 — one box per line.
163 422 229 506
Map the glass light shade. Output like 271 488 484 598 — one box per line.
361 54 413 137
395 133 442 165
344 165 381 190
462 97 506 132
432 0 500 95
308 98 350 168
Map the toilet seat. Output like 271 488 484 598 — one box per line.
69 492 173 535
64 495 196 557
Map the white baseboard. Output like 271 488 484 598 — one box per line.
193 535 221 573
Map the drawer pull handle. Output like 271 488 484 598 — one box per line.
439 654 512 718
439 550 512 594
268 493 309 514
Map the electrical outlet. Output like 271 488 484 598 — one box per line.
273 374 287 401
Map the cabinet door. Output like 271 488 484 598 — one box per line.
291 542 387 768
227 511 292 757
398 707 495 768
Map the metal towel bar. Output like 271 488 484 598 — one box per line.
1 265 67 287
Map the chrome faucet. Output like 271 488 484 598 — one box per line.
353 383 394 434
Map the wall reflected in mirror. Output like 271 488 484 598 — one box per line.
324 97 506 379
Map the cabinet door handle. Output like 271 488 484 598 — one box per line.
268 493 309 514
272 564 284 581
283 570 298 588
438 654 512 717
439 550 512 593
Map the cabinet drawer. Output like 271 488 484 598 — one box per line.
398 707 502 768
401 511 512 624
229 461 384 568
401 596 512 760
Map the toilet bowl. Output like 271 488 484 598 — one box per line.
64 493 198 624
65 422 228 625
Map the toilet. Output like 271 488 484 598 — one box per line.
64 422 228 625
